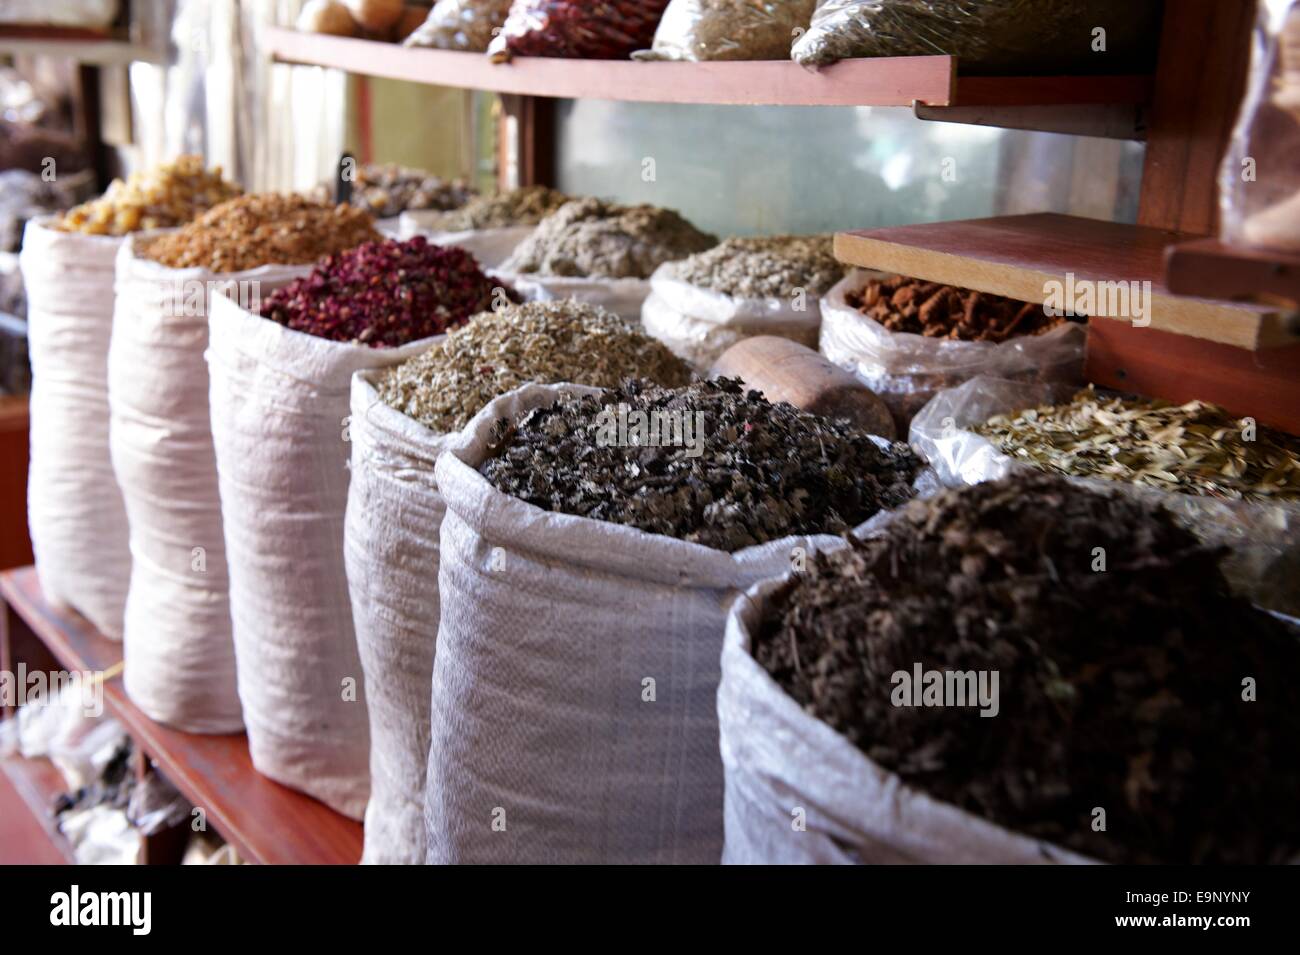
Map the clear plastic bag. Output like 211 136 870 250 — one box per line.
1220 0 1300 252
637 0 816 61
909 376 1300 617
641 262 822 371
792 0 1160 74
403 0 513 51
489 0 671 60
819 270 1086 432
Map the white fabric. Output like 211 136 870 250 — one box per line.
500 272 652 324
397 215 533 270
108 231 307 733
206 293 436 818
344 369 465 862
21 218 131 638
641 262 823 371
424 382 858 864
718 572 1096 865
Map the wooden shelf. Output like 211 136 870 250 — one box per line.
834 213 1299 350
0 27 162 64
0 567 363 865
265 27 1151 110
0 754 75 864
1166 237 1300 306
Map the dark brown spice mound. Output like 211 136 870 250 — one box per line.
753 472 1300 865
479 377 921 552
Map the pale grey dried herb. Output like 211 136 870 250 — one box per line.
376 300 691 433
975 386 1300 504
479 377 921 551
501 197 716 279
418 186 572 231
665 234 843 299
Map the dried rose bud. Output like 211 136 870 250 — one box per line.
260 236 512 348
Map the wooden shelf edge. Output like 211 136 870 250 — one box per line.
0 567 363 865
1166 237 1300 307
834 213 1299 350
0 755 77 864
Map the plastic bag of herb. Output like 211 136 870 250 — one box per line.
403 0 513 52
635 0 816 61
721 473 1300 865
909 375 1300 617
641 235 841 371
422 379 931 863
819 269 1086 433
791 0 1161 74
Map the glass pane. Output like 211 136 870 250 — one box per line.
555 100 1145 237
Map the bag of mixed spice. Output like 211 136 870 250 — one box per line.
909 375 1300 617
720 473 1300 865
403 0 513 51
400 186 572 270
207 237 498 819
791 0 1161 74
21 158 240 640
500 197 716 323
637 0 816 61
346 300 692 863
424 378 929 863
641 235 841 371
818 269 1086 433
488 0 671 61
108 195 378 734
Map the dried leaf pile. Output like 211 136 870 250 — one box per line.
975 387 1300 503
377 300 691 433
502 197 716 279
666 235 844 299
753 472 1300 865
418 186 572 231
479 378 921 551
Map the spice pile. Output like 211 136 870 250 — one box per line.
845 275 1066 342
137 194 380 273
333 163 474 218
479 377 921 551
418 186 572 231
752 472 1300 865
502 197 716 279
667 234 843 299
259 237 502 347
56 156 242 236
377 300 691 432
975 387 1300 503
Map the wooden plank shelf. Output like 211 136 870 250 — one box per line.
833 213 1299 350
0 27 162 65
1166 237 1300 306
265 27 1151 109
0 567 363 865
0 754 76 864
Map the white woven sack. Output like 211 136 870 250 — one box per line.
20 218 131 637
397 214 533 270
641 262 823 371
344 370 470 862
501 272 652 323
719 572 1096 865
108 232 308 733
424 382 867 864
206 293 438 818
